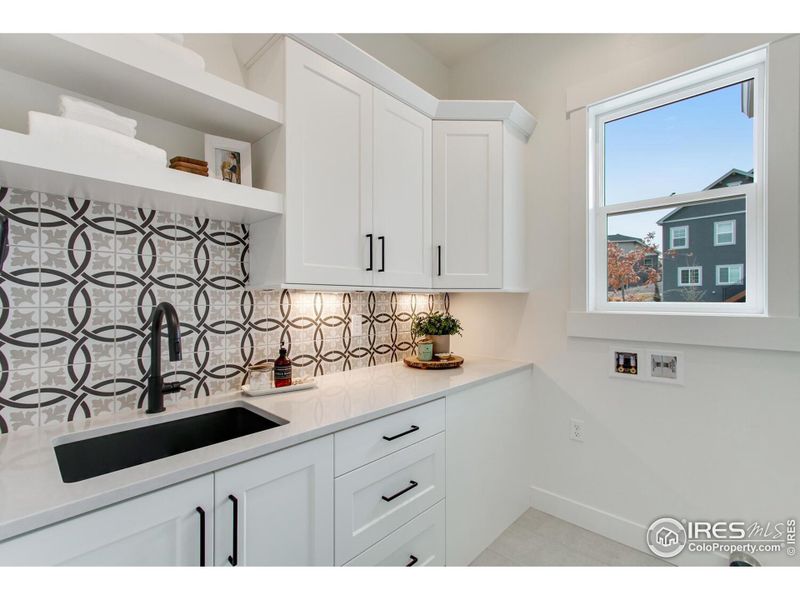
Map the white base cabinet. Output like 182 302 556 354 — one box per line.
0 369 534 567
0 475 213 566
445 369 535 565
214 435 334 566
345 500 445 567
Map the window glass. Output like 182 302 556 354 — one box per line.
717 264 744 285
679 267 702 286
604 80 755 205
670 226 688 249
607 197 746 303
714 220 736 245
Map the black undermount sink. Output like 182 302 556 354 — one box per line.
54 406 286 483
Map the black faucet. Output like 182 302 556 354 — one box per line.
146 302 184 414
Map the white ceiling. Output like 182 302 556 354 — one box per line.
228 33 505 71
406 34 503 67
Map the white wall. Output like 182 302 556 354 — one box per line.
183 33 245 86
447 34 800 565
341 34 451 98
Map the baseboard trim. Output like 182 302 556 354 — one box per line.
529 484 728 566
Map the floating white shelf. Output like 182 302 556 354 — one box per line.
0 34 283 143
0 129 283 224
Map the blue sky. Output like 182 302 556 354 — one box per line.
605 81 754 251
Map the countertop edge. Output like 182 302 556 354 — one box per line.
0 360 532 542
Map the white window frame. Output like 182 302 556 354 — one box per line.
670 226 689 250
587 50 766 315
678 266 703 287
714 220 737 246
716 264 744 286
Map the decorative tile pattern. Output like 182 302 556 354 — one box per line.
0 185 448 433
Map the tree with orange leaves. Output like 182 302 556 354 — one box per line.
607 232 660 301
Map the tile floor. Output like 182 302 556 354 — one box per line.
470 508 671 566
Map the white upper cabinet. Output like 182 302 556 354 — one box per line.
432 120 527 291
373 89 432 288
214 436 334 566
248 36 529 292
283 38 374 287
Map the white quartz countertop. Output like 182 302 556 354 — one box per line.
0 356 531 542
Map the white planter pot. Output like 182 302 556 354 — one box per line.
431 335 450 355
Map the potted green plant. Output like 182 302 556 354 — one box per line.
411 311 463 356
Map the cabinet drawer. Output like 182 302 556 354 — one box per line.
334 433 445 565
345 500 445 566
335 398 444 475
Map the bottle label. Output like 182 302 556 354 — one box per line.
274 364 292 382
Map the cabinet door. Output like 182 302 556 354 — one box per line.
214 436 334 566
0 475 213 566
432 121 503 289
373 89 432 288
445 369 534 565
285 39 373 287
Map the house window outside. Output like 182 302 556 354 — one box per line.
670 226 689 249
716 264 744 285
714 220 736 246
678 266 702 286
589 49 765 313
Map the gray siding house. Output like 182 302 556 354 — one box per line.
658 169 751 302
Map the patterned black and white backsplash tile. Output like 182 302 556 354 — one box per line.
0 186 448 434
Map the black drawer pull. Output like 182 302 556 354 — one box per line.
382 480 418 502
366 234 373 271
378 235 385 272
437 245 442 276
406 554 418 567
196 507 206 567
382 425 419 441
227 494 239 566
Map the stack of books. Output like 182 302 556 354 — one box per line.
169 156 209 176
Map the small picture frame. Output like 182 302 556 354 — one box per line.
204 134 252 186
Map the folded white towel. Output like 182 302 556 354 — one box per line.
59 95 137 138
29 112 166 167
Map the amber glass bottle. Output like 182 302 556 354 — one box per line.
273 343 293 388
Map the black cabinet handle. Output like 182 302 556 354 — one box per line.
437 245 442 276
382 425 419 441
382 480 418 502
196 507 206 567
406 555 418 567
378 236 385 272
227 494 239 566
366 234 373 271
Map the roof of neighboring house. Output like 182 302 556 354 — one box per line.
608 234 643 243
703 168 754 191
608 234 659 255
657 196 747 226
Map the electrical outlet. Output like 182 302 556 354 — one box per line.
351 313 363 337
570 418 584 442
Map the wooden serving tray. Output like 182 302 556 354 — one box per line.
403 354 464 370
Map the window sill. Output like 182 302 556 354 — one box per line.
567 311 800 352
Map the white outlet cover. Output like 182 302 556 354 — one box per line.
570 418 584 442
351 314 363 337
645 349 685 385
